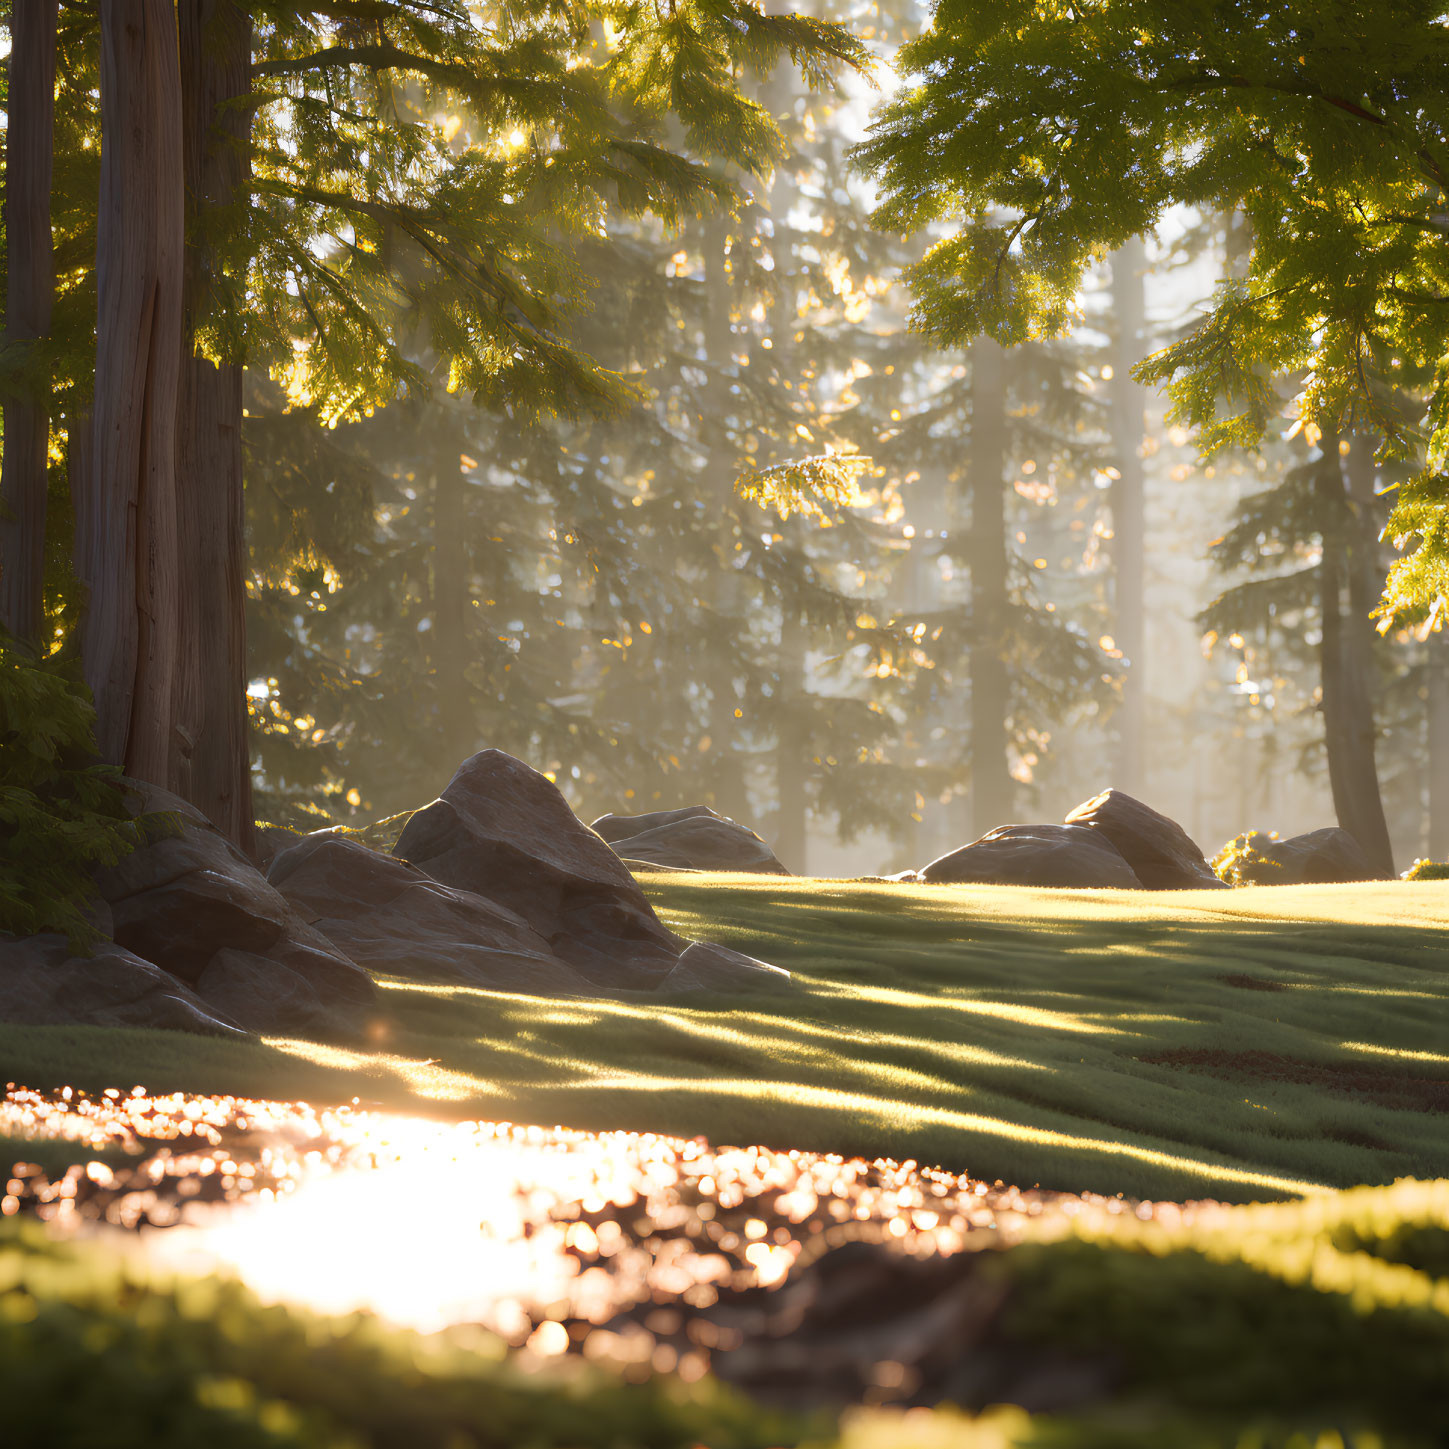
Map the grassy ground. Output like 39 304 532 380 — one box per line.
9 1177 1449 1446
6 877 1449 1201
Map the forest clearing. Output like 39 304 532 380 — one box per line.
6 0 1449 1444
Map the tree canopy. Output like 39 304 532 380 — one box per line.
858 0 1449 622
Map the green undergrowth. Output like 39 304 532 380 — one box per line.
0 637 156 949
6 877 1449 1200
1403 859 1449 882
8 1179 1449 1446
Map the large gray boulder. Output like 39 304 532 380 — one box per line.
1259 827 1381 884
269 833 594 994
393 751 688 990
0 934 246 1036
919 824 1142 888
95 781 379 1037
1064 789 1227 890
592 805 791 875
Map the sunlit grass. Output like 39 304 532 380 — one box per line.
5 877 1449 1200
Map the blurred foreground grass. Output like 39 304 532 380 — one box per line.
8 1176 1449 1447
6 876 1449 1199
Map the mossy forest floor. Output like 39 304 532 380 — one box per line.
7 876 1449 1201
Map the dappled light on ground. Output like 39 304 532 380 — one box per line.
3 1085 1180 1364
5 879 1449 1200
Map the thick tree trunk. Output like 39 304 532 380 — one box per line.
0 2 58 646
172 0 253 844
1317 442 1394 876
80 0 185 784
968 334 1013 836
1110 237 1148 794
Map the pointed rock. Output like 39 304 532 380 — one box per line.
1064 789 1226 890
393 751 686 989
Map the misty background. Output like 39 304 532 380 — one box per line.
225 4 1442 879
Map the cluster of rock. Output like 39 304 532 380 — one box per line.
908 789 1225 890
0 751 790 1042
2 782 377 1041
909 788 1384 889
591 805 791 875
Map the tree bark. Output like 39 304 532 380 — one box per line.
773 604 808 872
1428 629 1449 860
701 214 749 821
1317 441 1394 876
80 0 185 785
1110 237 1148 794
173 0 253 843
0 1 58 647
968 334 1013 836
431 454 473 765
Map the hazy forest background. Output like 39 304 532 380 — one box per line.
3 0 1444 881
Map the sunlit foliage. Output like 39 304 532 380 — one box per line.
859 0 1449 620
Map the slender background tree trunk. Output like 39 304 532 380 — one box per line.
968 334 1013 836
763 125 809 868
1317 440 1394 876
0 1 58 647
773 604 808 871
80 0 186 784
702 215 749 821
1110 237 1148 795
174 0 253 843
431 453 472 764
1428 629 1449 860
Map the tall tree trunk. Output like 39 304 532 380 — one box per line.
1110 237 1148 794
79 0 185 784
1317 441 1394 876
763 123 809 868
701 215 749 820
0 2 58 647
968 334 1013 836
774 604 808 872
1428 629 1449 860
173 0 253 844
431 454 472 765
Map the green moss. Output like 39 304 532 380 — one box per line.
0 1218 815 1449
992 1178 1449 1442
8 1183 1449 1446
